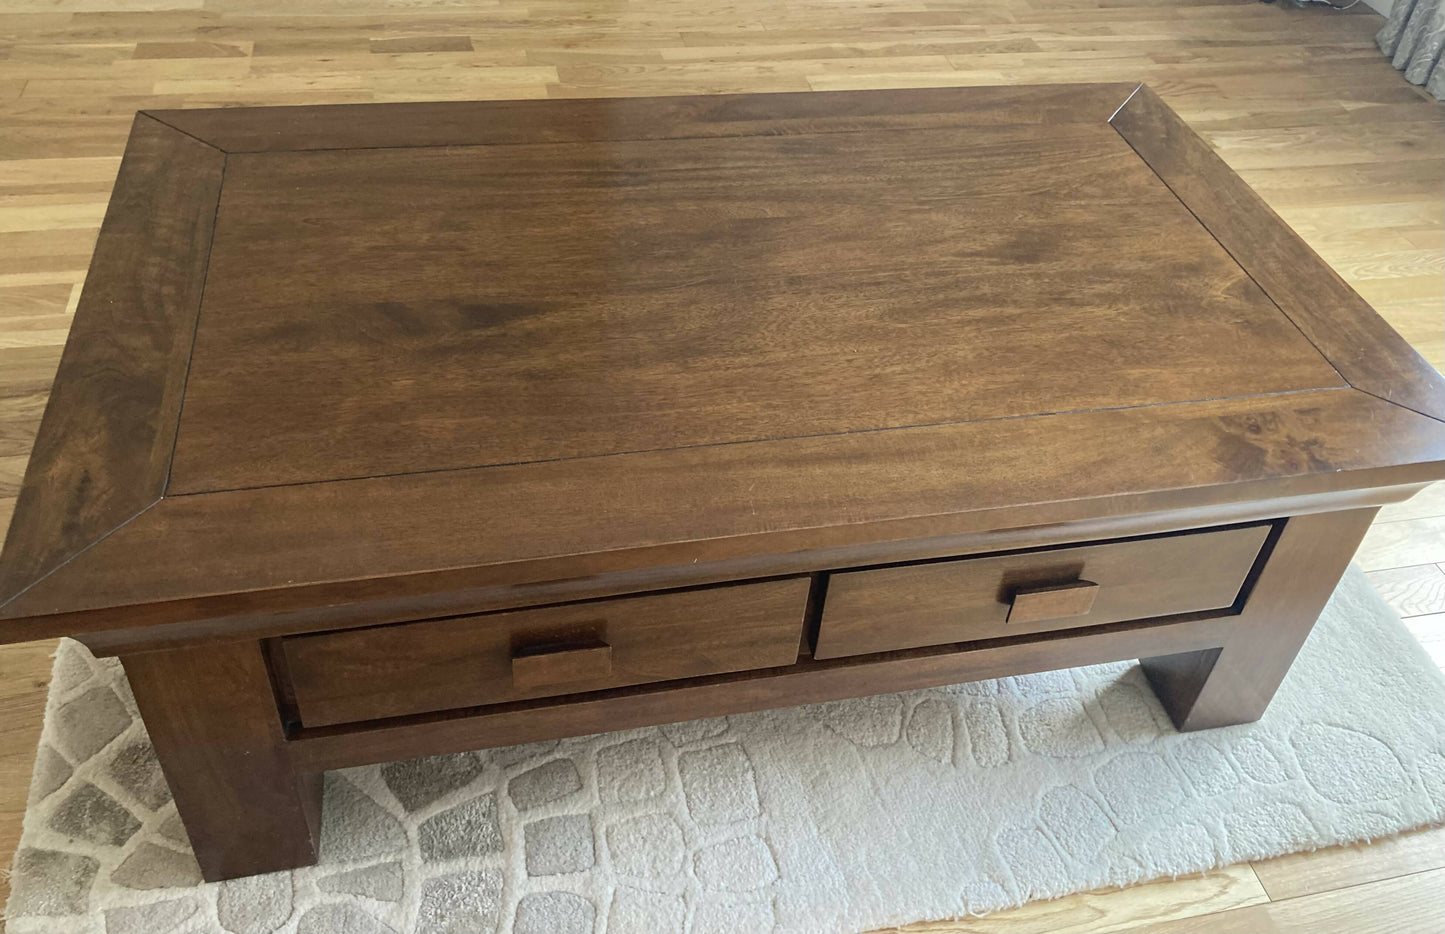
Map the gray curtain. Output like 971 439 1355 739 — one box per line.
1378 0 1445 98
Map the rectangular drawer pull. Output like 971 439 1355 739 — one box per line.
511 639 613 691
1007 581 1099 624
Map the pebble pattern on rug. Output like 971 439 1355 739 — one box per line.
7 566 1445 934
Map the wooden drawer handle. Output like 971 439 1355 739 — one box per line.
511 638 612 691
1007 580 1099 624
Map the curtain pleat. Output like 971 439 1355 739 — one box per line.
1377 0 1445 98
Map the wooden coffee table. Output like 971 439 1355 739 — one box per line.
2 84 1442 882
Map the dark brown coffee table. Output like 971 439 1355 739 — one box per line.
3 84 1442 882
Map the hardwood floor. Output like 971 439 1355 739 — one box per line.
0 0 1441 928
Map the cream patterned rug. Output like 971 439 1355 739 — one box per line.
7 566 1445 934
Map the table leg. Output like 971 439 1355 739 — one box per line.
1142 506 1379 732
121 639 321 881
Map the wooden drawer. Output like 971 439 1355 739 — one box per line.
814 524 1271 660
283 578 811 727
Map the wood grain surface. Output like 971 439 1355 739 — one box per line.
816 523 1270 658
1141 508 1378 730
287 610 1246 772
121 640 322 881
0 0 1442 927
0 116 222 606
168 113 1337 492
9 388 1445 639
146 84 1139 152
2 77 1441 643
284 577 811 727
1112 84 1445 422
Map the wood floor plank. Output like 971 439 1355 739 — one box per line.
0 284 71 319
132 40 253 59
1365 564 1445 618
1111 866 1445 933
1251 825 1445 901
0 639 55 911
1355 517 1445 572
890 864 1269 933
1402 612 1445 646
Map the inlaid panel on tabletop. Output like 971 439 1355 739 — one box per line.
170 110 1344 493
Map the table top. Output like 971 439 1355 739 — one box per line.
3 84 1443 639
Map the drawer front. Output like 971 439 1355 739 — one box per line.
814 524 1271 660
285 578 811 727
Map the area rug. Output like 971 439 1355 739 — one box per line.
7 565 1445 934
